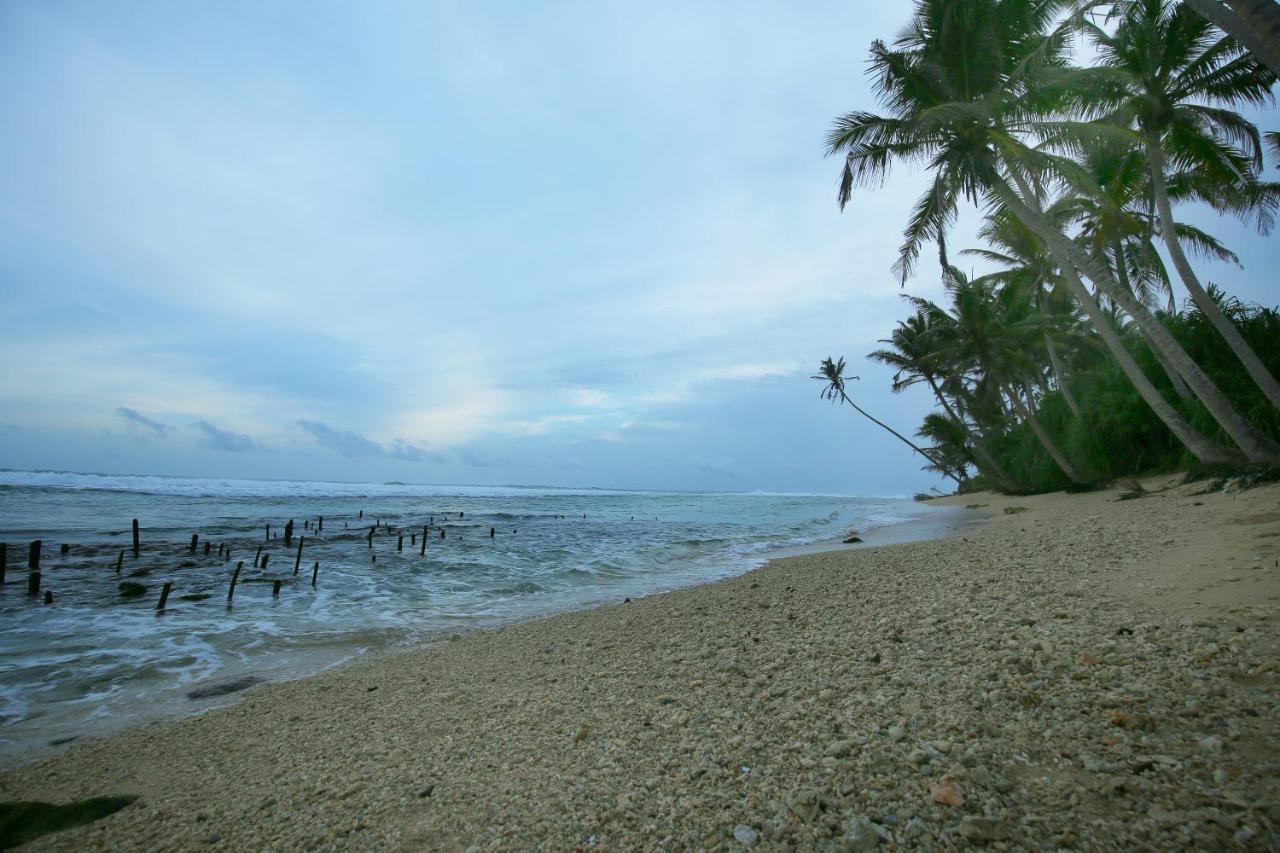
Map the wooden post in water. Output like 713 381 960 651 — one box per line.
116 551 124 574
204 541 211 556
132 519 140 558
420 527 428 556
157 582 172 612
227 562 243 603
318 515 324 532
439 528 445 540
359 510 363 520
311 561 319 588
27 571 40 596
265 524 271 543
254 545 263 568
397 534 404 552
284 520 294 548
60 543 70 556
43 590 53 605
0 542 6 585
261 554 270 570
29 540 41 573
367 527 375 548
189 534 199 553
294 537 304 575
489 527 495 538
272 579 282 597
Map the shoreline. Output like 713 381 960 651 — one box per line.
0 502 965 769
1 478 1276 849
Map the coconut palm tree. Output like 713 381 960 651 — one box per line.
813 356 964 484
1080 0 1280 411
826 0 1276 463
869 310 1023 489
1181 0 1280 79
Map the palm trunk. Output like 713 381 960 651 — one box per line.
1113 239 1195 402
1188 0 1280 79
835 388 962 484
1145 134 1280 411
927 376 1021 491
1043 334 1081 416
1010 378 1087 484
998 173 1276 463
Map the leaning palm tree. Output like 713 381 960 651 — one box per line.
813 356 963 483
870 310 1023 489
1180 0 1280 79
827 0 1276 463
1080 0 1280 410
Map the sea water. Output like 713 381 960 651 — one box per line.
0 469 949 763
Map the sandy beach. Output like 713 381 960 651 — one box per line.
2 476 1277 850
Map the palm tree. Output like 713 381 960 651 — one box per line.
913 268 1089 483
826 0 1275 463
813 356 964 484
1081 0 1280 411
869 310 1023 489
1180 0 1280 79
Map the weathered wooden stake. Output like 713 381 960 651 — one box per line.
0 542 6 585
294 537 304 575
227 562 243 603
204 541 211 556
157 581 172 611
272 579 282 597
29 540 41 572
60 543 70 556
318 516 324 532
132 519 140 558
28 572 40 596
43 590 53 605
265 524 271 543
367 527 375 548
261 554 270 570
311 561 319 588
284 520 294 548
439 528 445 539
489 527 495 538
254 545 263 568
397 534 404 552
359 510 364 520
116 551 124 574
420 527 428 556
189 534 199 553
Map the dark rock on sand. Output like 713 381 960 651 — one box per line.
186 676 262 700
0 796 137 849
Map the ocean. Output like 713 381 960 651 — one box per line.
0 469 954 763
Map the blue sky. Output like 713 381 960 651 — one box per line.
1 2 1276 494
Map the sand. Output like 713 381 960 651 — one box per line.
1 477 1277 850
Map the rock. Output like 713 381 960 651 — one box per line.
959 816 1008 843
843 536 863 544
1200 735 1224 753
825 740 854 758
732 824 758 847
186 676 262 700
843 815 892 849
787 789 823 822
574 723 590 744
929 778 964 807
887 725 906 743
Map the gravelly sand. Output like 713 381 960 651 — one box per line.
2 477 1277 850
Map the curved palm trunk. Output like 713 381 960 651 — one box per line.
998 173 1278 463
990 179 1236 464
1011 378 1087 484
926 376 1022 491
1043 334 1081 415
1145 135 1280 411
1182 0 1280 79
1113 239 1195 402
834 388 962 484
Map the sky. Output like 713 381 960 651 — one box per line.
1 1 1276 495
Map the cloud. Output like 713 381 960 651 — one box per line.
296 419 438 462
116 407 172 438
193 420 258 452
